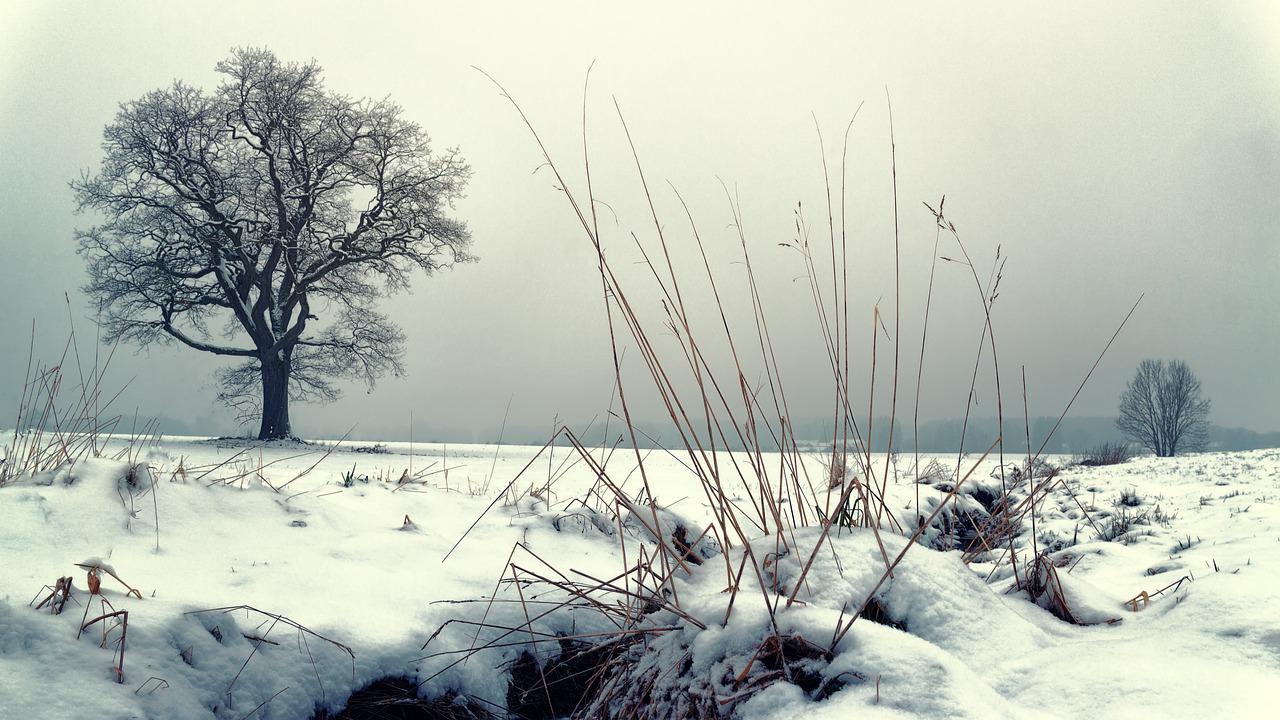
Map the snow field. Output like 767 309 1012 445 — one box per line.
1 437 1277 718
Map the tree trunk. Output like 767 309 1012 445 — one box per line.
258 349 292 440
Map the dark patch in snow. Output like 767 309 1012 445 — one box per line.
756 634 837 697
970 486 1002 514
862 595 908 632
506 638 616 720
672 525 704 565
314 676 493 719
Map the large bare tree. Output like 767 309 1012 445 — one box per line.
73 48 472 439
1116 359 1210 457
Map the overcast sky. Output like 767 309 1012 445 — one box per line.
1 1 1277 442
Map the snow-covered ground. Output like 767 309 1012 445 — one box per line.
1 435 1277 719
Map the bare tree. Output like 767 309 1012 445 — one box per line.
72 48 472 439
1116 359 1210 457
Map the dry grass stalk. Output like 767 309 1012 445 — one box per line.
32 576 76 615
80 604 129 683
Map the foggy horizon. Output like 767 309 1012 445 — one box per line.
2 1 1277 443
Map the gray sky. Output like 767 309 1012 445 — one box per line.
1 1 1277 441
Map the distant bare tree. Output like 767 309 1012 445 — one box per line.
1116 359 1210 457
72 48 472 439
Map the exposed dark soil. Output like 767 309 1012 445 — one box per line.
313 677 493 720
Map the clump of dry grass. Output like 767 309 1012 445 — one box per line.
1023 552 1083 625
1 302 172 488
914 458 950 485
1076 441 1134 467
3 322 118 485
423 73 1141 716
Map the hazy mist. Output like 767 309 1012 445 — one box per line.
1 1 1276 443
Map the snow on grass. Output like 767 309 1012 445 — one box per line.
1 438 1278 718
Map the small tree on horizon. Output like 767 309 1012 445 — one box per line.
73 48 472 439
1116 359 1210 457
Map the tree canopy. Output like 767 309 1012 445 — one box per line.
73 48 472 438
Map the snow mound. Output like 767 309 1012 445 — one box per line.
572 528 1051 718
